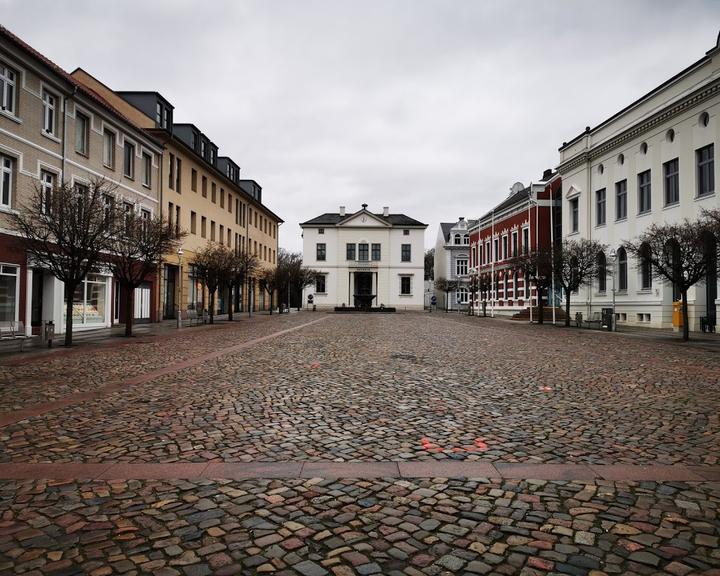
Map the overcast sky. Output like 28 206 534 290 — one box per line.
4 0 719 251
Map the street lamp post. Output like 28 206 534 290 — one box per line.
609 248 617 332
177 248 184 329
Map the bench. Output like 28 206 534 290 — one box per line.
0 320 28 351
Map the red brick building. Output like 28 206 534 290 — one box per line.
468 170 561 316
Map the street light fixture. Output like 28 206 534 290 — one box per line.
609 248 617 332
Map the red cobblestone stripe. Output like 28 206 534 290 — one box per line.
0 461 716 482
0 316 330 428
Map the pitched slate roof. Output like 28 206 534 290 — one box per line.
301 212 426 227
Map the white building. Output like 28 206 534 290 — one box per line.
300 204 427 310
557 31 720 331
433 218 476 311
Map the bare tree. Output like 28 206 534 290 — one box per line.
283 249 318 310
424 248 435 281
11 178 115 346
193 242 235 324
626 219 713 341
554 238 606 327
434 277 458 312
106 209 185 336
467 275 479 316
509 248 553 324
258 264 286 315
477 274 492 317
229 248 259 319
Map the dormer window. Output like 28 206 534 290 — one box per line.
155 102 161 124
454 234 461 245
201 140 206 157
162 108 170 129
192 132 198 150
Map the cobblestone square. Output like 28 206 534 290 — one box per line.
1 312 719 575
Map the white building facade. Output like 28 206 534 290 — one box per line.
301 204 427 311
557 32 720 331
433 218 476 311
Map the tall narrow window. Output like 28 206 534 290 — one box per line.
155 102 162 125
522 228 529 254
697 144 714 197
493 238 499 261
638 170 651 213
123 141 135 178
618 247 628 291
664 158 679 205
190 211 197 234
512 231 518 257
358 243 369 261
596 188 606 226
42 90 57 135
191 169 198 192
40 170 54 214
456 259 468 276
371 243 381 261
211 182 216 203
0 62 17 114
502 236 508 259
316 243 326 261
175 158 181 192
616 179 627 220
570 198 579 232
211 220 215 241
597 251 606 293
201 216 207 238
202 175 207 197
0 155 12 208
75 112 89 155
639 243 652 290
220 188 225 208
103 129 115 168
401 244 411 262
168 153 175 189
142 152 152 187
316 274 326 293
346 243 355 260
400 276 411 295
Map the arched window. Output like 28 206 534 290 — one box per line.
617 247 628 291
639 243 652 290
597 251 607 293
463 234 469 245
454 234 461 245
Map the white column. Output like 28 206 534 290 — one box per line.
105 276 112 328
24 267 32 336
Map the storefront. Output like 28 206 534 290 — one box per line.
67 274 109 327
0 263 20 323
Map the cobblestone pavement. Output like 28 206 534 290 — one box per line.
0 314 717 465
0 313 314 414
1 313 719 575
1 477 719 575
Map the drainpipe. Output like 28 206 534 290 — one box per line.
586 130 593 320
550 180 557 325
491 210 495 318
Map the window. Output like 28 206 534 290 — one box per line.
639 244 652 290
103 129 115 168
403 229 409 236
211 182 216 203
102 194 114 225
511 231 518 257
201 140 206 158
123 202 133 231
371 243 381 261
202 176 207 197
124 141 135 178
316 243 326 261
400 276 411 295
456 259 468 276
493 238 499 261
596 188 606 226
638 170 651 213
0 62 17 114
502 236 508 260
191 169 197 192
315 274 326 293
155 102 162 124
220 224 224 242
700 111 710 127
175 157 181 192
0 264 19 321
464 235 469 245
42 90 57 135
75 112 89 155
40 170 54 214
616 180 627 220
358 243 369 261
141 208 150 237
454 233 461 245
142 153 152 187
664 158 679 206
618 247 627 291
0 155 12 208
210 221 216 241
190 211 197 234
318 228 324 235
167 202 173 231
597 251 606 293
697 144 714 197
401 244 411 262
220 188 225 208
457 287 468 304
570 198 579 233
522 228 529 254
163 108 170 130
168 153 175 189
346 243 355 260
201 216 207 238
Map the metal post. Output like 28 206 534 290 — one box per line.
176 248 184 329
610 248 617 332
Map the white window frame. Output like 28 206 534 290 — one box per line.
0 154 13 208
123 139 135 179
75 109 90 156
456 286 469 304
142 151 152 188
42 89 57 135
0 263 20 322
399 275 412 295
0 62 17 115
103 128 116 169
40 169 54 214
456 258 468 277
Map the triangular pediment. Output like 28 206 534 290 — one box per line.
566 185 582 199
338 210 391 227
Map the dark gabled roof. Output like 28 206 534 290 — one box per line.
440 222 454 238
477 187 530 224
301 212 426 227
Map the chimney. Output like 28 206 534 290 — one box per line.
458 217 464 222
339 206 346 217
542 168 552 181
383 206 389 217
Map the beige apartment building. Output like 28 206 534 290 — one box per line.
72 70 282 319
0 26 163 335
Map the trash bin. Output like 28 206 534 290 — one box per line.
43 321 54 348
672 301 683 328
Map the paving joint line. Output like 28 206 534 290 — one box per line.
0 316 330 429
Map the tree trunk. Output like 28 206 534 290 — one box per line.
537 285 545 325
565 289 571 327
268 289 273 315
124 284 134 337
681 289 690 341
227 284 233 322
209 290 215 324
247 278 252 318
64 282 75 347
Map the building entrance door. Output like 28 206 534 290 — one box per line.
353 272 374 309
31 270 44 328
164 265 177 319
